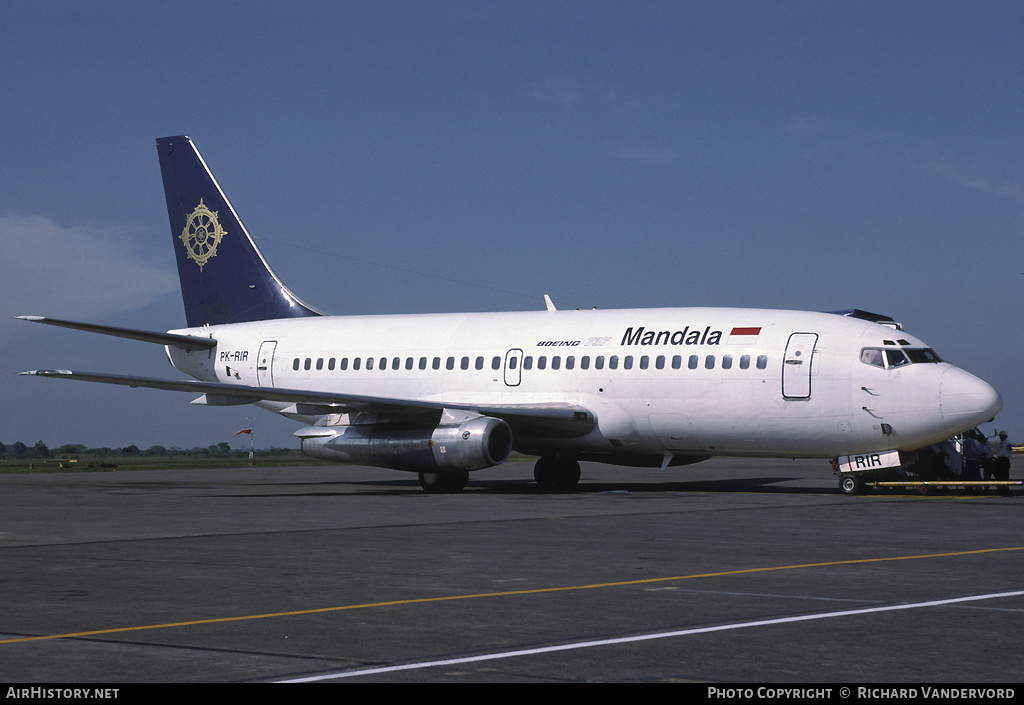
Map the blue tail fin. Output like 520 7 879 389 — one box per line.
156 136 323 327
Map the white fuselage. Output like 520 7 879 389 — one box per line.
167 306 1002 462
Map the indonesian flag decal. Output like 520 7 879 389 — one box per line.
728 326 761 345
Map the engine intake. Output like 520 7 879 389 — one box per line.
300 409 512 473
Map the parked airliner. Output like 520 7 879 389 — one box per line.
19 136 1003 492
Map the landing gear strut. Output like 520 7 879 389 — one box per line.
533 456 581 492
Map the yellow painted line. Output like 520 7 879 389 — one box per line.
3 545 1023 645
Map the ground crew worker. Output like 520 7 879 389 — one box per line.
994 431 1012 486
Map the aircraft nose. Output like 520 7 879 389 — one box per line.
940 366 1002 434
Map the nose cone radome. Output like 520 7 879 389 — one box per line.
940 367 1003 434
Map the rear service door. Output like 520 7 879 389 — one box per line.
257 341 277 387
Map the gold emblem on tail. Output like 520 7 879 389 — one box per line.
180 199 225 270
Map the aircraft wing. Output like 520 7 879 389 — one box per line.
19 369 597 437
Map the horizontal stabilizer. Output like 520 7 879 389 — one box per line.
16 316 217 349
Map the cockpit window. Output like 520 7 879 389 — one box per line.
860 349 885 368
860 347 943 369
885 349 909 368
906 348 942 363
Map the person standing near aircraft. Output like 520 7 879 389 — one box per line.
979 432 995 481
994 431 1012 486
963 432 983 480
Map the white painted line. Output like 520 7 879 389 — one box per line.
276 589 1024 682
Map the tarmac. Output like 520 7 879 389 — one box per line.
0 457 1021 684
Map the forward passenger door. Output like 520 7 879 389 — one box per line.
782 333 817 400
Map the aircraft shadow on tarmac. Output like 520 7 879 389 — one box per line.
471 477 827 495
228 476 830 497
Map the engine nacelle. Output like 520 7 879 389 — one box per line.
299 410 513 473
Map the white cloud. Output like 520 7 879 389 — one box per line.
924 161 1024 203
0 214 179 327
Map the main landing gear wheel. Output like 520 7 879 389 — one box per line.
533 457 581 492
418 471 469 494
839 473 862 496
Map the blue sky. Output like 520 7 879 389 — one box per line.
2 1 1021 452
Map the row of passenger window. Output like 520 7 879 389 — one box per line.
294 355 503 372
292 353 770 373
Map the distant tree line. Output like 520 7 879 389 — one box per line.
0 441 302 460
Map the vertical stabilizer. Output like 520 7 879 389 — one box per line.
156 136 323 327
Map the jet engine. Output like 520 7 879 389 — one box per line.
299 409 513 473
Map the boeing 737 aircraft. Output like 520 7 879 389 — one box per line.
19 136 1003 492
